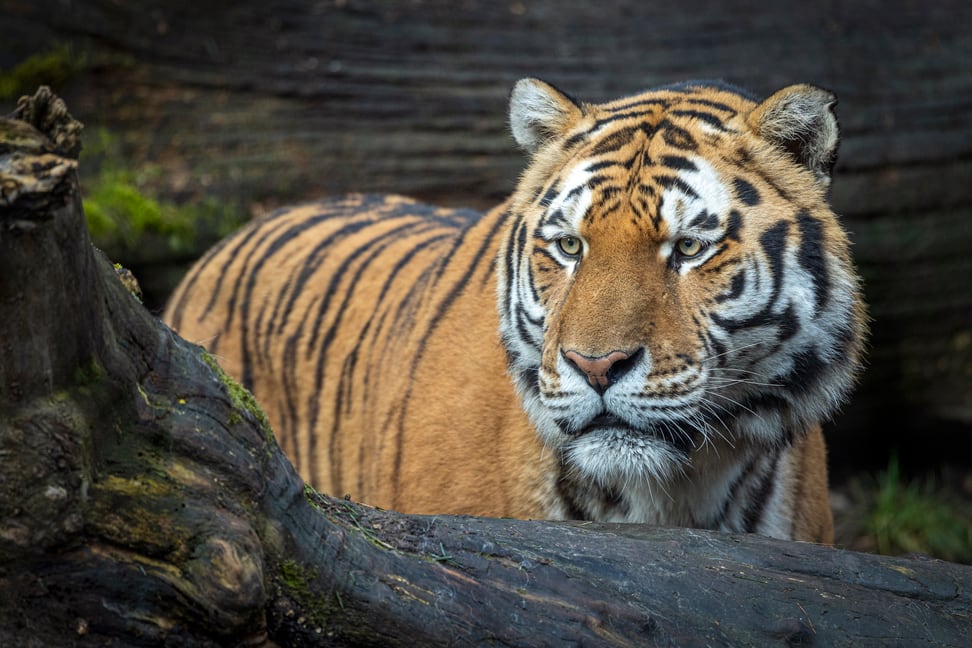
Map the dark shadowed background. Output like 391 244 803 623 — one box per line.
2 0 970 556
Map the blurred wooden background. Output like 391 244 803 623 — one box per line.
2 0 970 478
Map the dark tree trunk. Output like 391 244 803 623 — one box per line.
1 90 971 648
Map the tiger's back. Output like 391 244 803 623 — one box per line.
166 79 867 542
166 194 553 516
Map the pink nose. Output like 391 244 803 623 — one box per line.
563 349 633 393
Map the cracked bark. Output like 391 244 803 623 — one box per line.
1 90 971 647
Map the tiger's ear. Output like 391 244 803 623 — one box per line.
509 78 584 153
748 84 839 185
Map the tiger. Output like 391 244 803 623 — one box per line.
165 78 867 543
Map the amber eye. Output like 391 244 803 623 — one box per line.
557 236 583 256
675 237 705 258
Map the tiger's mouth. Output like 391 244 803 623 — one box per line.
557 412 627 437
563 412 634 437
586 413 627 429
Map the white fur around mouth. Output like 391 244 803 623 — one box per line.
563 425 691 488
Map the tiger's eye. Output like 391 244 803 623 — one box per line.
558 236 582 256
676 237 704 257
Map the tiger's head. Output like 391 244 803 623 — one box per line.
496 79 866 496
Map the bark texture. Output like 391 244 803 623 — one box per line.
1 91 972 648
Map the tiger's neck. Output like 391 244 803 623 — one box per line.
547 438 796 536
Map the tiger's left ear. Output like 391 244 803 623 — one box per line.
509 78 584 153
748 84 839 185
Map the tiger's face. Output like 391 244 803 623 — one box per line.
497 79 865 493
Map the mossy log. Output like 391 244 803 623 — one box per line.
2 93 972 647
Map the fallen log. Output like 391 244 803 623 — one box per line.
1 90 970 647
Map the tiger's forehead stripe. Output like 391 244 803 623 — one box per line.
682 97 739 113
668 109 732 131
562 84 750 152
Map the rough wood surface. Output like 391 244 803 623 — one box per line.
2 90 972 648
1 1 970 469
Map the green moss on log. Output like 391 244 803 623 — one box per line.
201 351 274 444
277 559 336 630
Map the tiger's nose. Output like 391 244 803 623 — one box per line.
563 349 638 393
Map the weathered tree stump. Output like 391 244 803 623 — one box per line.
2 92 971 647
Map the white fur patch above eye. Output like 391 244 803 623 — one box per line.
554 165 595 221
658 158 730 235
536 164 595 262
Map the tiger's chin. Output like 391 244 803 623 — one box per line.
558 419 695 489
523 389 704 489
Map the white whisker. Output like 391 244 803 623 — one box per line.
707 366 772 378
696 400 735 449
701 340 765 363
705 390 761 418
706 377 783 388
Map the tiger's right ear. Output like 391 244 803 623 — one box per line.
509 78 584 153
747 84 840 185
